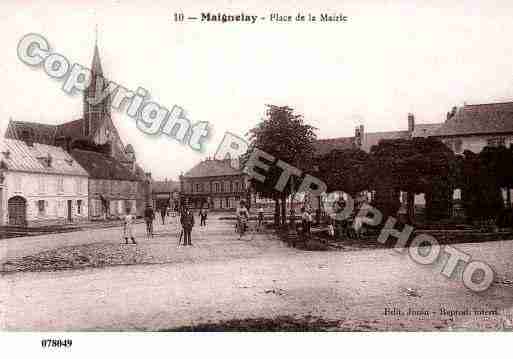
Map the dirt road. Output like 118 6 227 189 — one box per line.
1 218 513 331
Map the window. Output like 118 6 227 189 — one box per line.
38 176 46 193
196 183 201 193
77 200 82 214
37 200 46 215
487 137 506 147
57 177 64 193
454 139 463 154
14 174 22 192
215 182 220 193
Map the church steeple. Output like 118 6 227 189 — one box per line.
83 35 111 137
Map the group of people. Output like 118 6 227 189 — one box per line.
121 204 210 246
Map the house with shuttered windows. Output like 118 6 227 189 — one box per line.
0 138 89 226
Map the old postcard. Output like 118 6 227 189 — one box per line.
0 0 512 355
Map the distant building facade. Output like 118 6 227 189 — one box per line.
0 139 89 226
152 179 180 211
69 148 139 220
180 158 249 211
432 102 513 154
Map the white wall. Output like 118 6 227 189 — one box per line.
1 171 89 225
442 135 513 155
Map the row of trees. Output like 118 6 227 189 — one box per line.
244 105 513 225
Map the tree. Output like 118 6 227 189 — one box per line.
457 146 513 222
367 138 457 222
242 105 317 226
317 148 371 198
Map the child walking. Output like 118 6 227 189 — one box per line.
123 207 137 244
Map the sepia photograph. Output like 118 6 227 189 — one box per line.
0 0 512 356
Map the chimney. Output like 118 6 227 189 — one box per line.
408 113 415 133
355 125 364 147
447 106 457 120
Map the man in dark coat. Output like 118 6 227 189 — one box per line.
160 205 167 224
180 207 195 246
144 205 155 238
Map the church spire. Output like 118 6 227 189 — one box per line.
83 33 110 138
91 38 103 76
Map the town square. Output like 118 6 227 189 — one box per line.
0 0 513 339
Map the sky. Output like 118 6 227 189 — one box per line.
1 0 513 180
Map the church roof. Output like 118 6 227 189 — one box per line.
183 159 242 178
69 149 139 181
5 120 57 145
434 101 513 137
91 43 104 76
0 138 89 176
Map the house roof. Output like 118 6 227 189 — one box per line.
314 137 355 156
69 149 139 181
362 130 410 152
412 123 443 138
313 130 411 155
153 180 180 193
0 138 89 176
434 101 513 137
183 159 242 178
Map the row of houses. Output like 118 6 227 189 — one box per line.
178 101 513 213
0 41 151 227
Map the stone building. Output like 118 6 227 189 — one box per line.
180 158 249 211
152 179 180 212
4 40 151 217
0 139 89 226
69 147 140 220
432 102 513 154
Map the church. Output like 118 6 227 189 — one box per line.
4 41 151 220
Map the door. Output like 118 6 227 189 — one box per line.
8 196 26 226
67 200 72 222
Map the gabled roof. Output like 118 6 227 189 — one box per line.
183 159 242 178
5 120 57 145
69 149 139 181
0 138 88 176
434 101 513 137
412 123 443 138
153 180 180 193
314 137 355 156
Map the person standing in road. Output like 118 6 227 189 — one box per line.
301 206 312 235
236 200 250 239
180 206 195 246
257 206 265 231
123 207 137 245
199 208 208 227
144 204 155 238
160 205 167 225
